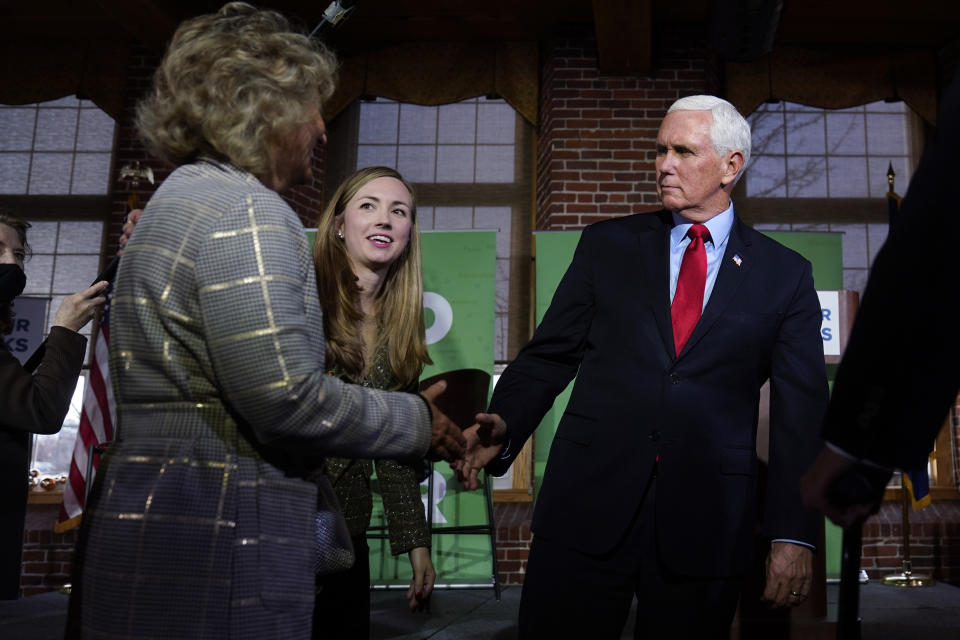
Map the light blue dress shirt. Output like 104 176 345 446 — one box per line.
668 202 734 308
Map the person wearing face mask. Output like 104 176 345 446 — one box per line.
0 209 108 599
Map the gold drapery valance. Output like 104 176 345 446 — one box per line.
726 46 938 124
324 41 538 126
0 37 129 120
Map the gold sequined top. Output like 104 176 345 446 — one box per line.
324 342 430 555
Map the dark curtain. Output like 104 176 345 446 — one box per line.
324 41 538 126
726 46 937 123
0 37 129 119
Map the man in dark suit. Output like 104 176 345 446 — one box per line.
801 67 960 528
458 95 828 637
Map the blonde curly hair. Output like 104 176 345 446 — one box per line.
136 2 337 179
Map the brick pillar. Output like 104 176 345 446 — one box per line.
109 45 165 253
536 28 710 231
494 503 534 585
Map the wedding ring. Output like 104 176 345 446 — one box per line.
790 591 801 597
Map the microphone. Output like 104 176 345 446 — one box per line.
309 0 356 38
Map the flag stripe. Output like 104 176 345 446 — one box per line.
84 355 111 442
57 286 113 531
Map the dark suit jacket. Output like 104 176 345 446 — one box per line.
0 326 87 598
822 68 960 470
488 210 828 578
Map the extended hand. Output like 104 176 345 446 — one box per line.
406 547 435 613
762 542 812 608
420 380 466 463
117 208 142 256
53 281 110 332
452 412 506 490
801 446 889 529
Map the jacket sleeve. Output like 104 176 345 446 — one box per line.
375 458 431 555
1 326 87 435
194 190 431 462
486 225 596 476
764 259 829 545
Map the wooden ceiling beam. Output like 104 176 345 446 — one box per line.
592 0 652 75
90 0 182 52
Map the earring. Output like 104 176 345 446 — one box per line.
336 230 344 240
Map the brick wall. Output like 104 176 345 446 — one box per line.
861 501 960 585
493 503 534 585
535 28 711 231
20 505 74 597
108 46 166 253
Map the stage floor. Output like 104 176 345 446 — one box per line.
2 580 959 639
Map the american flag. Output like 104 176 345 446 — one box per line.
54 284 115 533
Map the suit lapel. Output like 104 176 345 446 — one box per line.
633 212 676 360
676 216 753 358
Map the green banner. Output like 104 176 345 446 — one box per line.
369 230 497 587
419 231 496 380
762 231 843 290
531 231 581 491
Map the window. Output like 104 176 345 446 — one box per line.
746 100 913 199
0 97 115 195
1 97 115 482
327 97 533 361
743 101 959 504
739 100 920 296
21 220 105 352
22 219 105 481
356 99 518 184
30 375 85 481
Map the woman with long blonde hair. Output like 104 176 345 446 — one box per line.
312 166 434 637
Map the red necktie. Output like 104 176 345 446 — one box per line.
671 224 710 354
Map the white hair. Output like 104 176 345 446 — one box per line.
667 95 751 182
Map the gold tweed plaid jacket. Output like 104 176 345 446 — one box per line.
68 158 431 639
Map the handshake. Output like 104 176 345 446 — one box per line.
419 379 507 491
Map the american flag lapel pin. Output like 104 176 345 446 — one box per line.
732 254 742 266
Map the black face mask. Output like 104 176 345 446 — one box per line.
0 264 26 305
